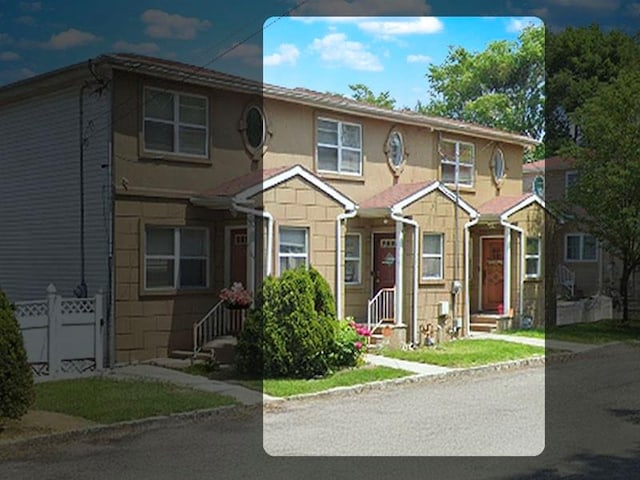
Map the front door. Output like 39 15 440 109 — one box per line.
373 233 396 295
482 237 504 312
229 228 247 288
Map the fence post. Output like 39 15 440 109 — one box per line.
46 284 59 375
95 289 104 371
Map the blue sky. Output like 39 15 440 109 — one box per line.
262 16 542 109
0 0 638 96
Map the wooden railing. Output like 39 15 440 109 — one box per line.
367 287 395 335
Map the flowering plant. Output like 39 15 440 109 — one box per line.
328 317 371 369
219 282 253 307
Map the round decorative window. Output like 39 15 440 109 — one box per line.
385 129 406 174
491 147 505 186
245 106 265 149
532 175 545 197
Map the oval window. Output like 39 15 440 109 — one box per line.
492 148 505 183
245 106 265 149
533 175 545 197
389 131 404 167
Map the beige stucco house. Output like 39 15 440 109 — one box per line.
0 53 546 364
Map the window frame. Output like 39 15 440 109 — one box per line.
278 227 309 274
421 233 444 281
316 117 363 176
142 86 209 159
532 175 545 197
525 236 541 278
564 233 598 262
439 138 475 187
344 233 362 285
144 226 210 291
565 170 579 198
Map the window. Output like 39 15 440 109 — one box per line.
422 233 444 280
565 170 579 198
143 87 208 157
316 118 362 175
440 139 475 187
386 130 405 173
344 233 361 285
279 227 309 273
565 233 597 262
532 175 545 197
525 237 541 278
491 147 505 186
145 227 209 289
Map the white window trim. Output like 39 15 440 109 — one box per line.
144 226 210 290
316 117 363 176
440 138 475 187
564 233 598 263
422 233 444 280
143 87 209 159
345 233 362 285
525 236 541 278
532 175 545 197
278 227 309 275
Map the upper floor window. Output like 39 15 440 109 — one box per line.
145 227 209 290
491 147 505 187
143 87 208 157
565 170 580 198
385 129 406 175
532 175 545 197
565 233 597 262
316 118 362 175
440 139 475 187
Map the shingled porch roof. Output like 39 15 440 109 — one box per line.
477 193 548 219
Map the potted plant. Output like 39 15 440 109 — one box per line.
219 282 253 309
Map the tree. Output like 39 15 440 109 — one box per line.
546 24 640 156
419 24 544 149
347 83 396 109
567 69 640 323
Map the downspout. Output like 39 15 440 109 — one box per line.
463 215 480 337
76 81 90 298
500 216 525 320
391 209 419 346
232 202 274 278
335 209 358 320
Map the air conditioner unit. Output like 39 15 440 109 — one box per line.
438 301 449 317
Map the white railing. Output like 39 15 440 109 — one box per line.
193 301 247 356
558 264 576 298
367 287 395 335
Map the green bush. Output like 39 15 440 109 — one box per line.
0 289 35 421
236 266 337 379
328 319 369 369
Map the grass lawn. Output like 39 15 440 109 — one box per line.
382 339 545 368
259 366 412 397
499 328 546 339
501 319 640 344
34 377 237 424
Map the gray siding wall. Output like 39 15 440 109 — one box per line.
0 86 111 301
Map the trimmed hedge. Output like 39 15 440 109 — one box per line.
0 289 35 420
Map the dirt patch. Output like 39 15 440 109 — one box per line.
0 410 98 444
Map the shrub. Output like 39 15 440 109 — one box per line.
236 267 336 378
328 318 370 369
0 289 35 421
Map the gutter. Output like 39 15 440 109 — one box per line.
500 216 525 320
463 215 480 337
335 209 358 319
390 209 419 346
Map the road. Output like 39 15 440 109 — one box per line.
1 343 639 479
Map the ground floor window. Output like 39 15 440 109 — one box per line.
145 226 209 289
422 233 444 280
525 237 541 277
565 233 597 261
279 227 309 273
345 233 361 284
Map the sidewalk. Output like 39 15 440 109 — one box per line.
364 354 455 374
470 331 600 353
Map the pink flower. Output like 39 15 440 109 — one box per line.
354 341 363 350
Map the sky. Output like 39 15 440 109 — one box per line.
262 16 542 109
0 0 638 97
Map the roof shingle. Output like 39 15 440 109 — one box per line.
359 181 437 210
477 193 534 216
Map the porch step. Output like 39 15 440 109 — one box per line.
469 322 497 333
169 349 212 360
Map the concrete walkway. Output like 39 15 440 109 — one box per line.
364 353 455 374
108 364 271 405
470 331 601 353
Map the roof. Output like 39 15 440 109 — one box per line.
0 52 539 148
523 156 576 174
198 166 289 197
478 194 535 216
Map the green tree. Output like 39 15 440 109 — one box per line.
348 83 396 109
546 24 640 156
567 69 640 323
419 24 544 146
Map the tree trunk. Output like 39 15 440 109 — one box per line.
619 265 631 323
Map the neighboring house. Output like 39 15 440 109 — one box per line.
0 53 544 364
523 156 633 303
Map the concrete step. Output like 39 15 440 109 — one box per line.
169 350 211 360
469 323 497 333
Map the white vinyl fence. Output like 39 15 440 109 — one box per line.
15 284 104 377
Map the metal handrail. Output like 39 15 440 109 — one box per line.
367 287 395 336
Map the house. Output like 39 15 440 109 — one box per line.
0 53 545 364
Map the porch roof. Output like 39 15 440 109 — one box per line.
523 156 575 174
477 193 545 219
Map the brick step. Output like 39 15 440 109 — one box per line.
469 323 497 333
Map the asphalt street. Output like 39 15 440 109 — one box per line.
1 343 639 480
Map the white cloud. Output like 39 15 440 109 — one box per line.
506 18 531 33
310 33 383 72
0 51 20 61
41 29 100 50
220 42 262 66
406 54 431 63
18 1 42 12
141 9 211 40
291 0 430 16
358 17 444 38
264 43 300 67
112 41 160 54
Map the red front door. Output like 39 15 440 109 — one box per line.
229 228 247 288
482 238 504 312
373 233 396 294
